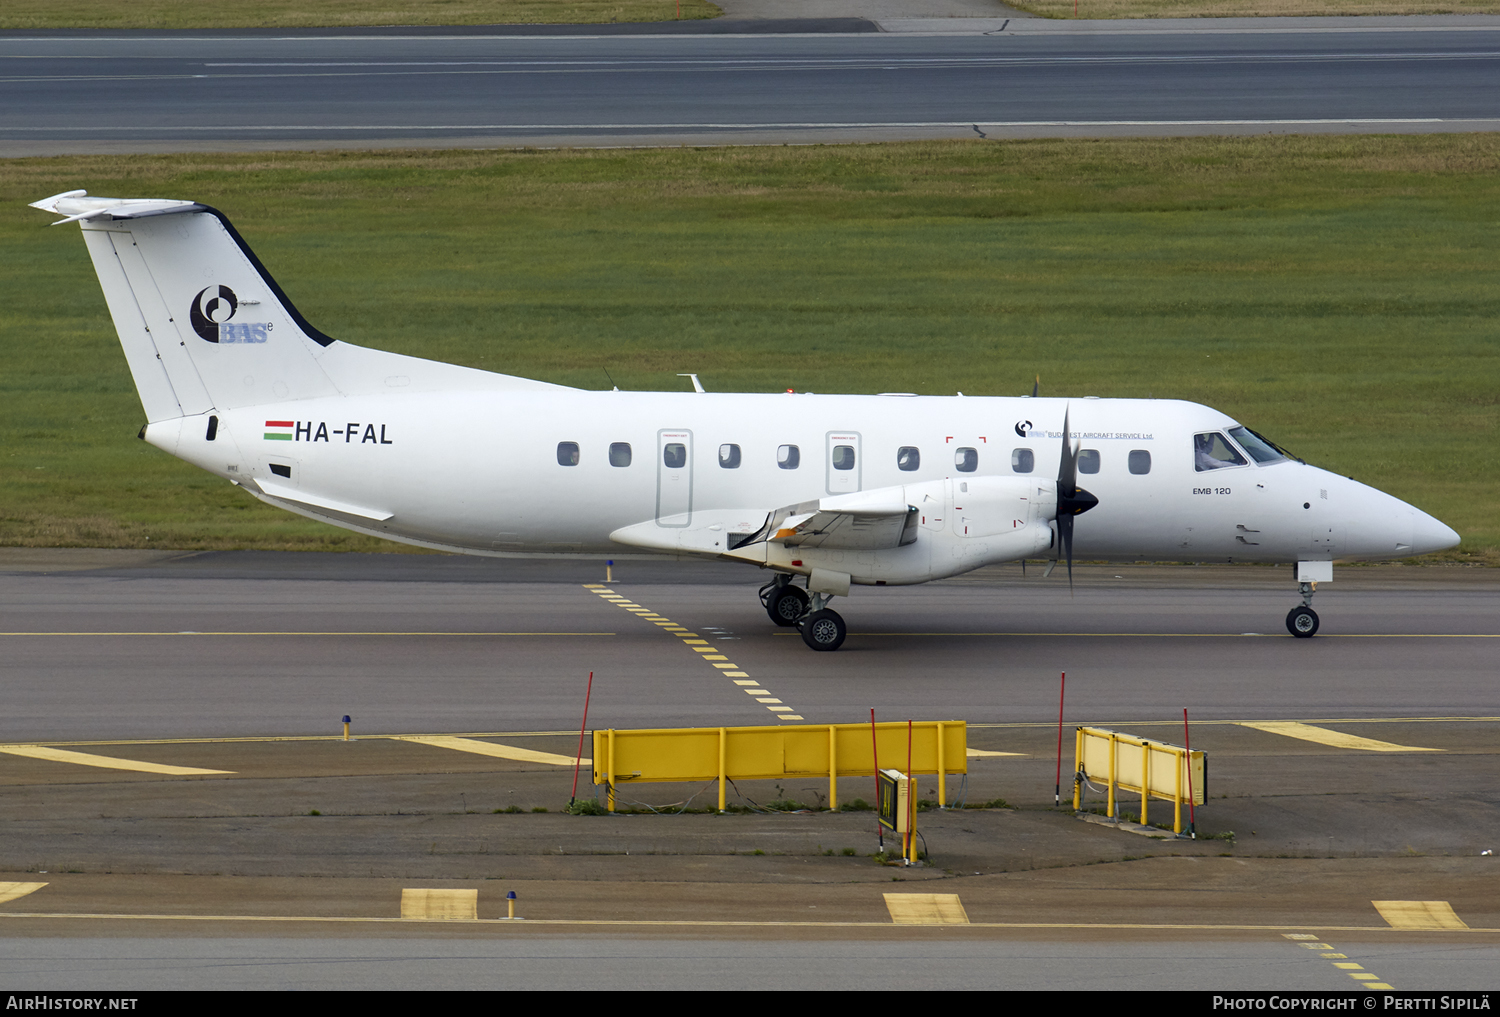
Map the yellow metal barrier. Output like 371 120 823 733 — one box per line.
1072 726 1206 834
592 721 967 812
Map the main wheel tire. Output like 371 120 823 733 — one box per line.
1286 605 1319 638
800 609 847 651
766 585 809 627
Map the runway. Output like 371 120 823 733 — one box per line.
1 552 1495 741
4 17 1500 153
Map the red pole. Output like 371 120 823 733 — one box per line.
1183 708 1197 840
871 708 882 852
1055 671 1066 806
906 718 915 864
570 671 594 805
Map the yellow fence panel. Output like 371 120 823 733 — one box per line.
592 721 966 812
1073 726 1206 834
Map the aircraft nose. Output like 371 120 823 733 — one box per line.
1411 509 1460 556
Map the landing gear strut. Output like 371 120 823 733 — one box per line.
1286 581 1319 638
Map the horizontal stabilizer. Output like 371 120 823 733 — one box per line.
30 190 203 225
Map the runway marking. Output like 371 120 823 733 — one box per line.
585 586 806 723
400 888 477 921
0 911 1494 934
1283 933 1395 989
774 631 1500 638
1238 721 1440 752
390 736 586 767
884 894 970 925
0 631 615 637
966 748 1025 758
0 744 233 775
0 883 47 905
1373 900 1469 930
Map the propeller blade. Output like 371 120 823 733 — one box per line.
1031 375 1040 399
1059 513 1074 595
1050 404 1099 594
1058 406 1077 497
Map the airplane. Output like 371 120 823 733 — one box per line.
31 190 1462 651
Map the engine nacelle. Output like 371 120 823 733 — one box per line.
762 476 1057 586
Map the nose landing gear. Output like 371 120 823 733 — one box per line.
1286 580 1320 637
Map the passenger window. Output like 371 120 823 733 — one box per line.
662 443 686 469
954 447 978 473
778 444 800 470
1078 450 1100 475
897 446 920 472
1011 448 1034 474
719 443 741 469
831 445 856 471
557 441 579 466
609 442 632 468
1194 432 1247 472
1128 449 1151 475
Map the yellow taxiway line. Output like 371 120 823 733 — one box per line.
1237 721 1441 752
391 735 587 767
0 744 233 775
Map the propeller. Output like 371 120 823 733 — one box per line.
1050 406 1099 593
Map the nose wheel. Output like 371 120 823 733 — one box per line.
1286 579 1320 637
1286 605 1319 637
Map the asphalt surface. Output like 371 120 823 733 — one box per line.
1 551 1495 740
4 17 1500 154
1 550 1496 988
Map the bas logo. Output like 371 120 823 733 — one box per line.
1014 420 1033 438
190 285 270 344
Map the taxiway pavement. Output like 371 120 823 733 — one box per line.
4 17 1500 154
1 551 1495 989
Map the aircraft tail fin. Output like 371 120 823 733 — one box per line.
33 190 347 423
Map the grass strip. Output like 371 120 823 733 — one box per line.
0 1 720 31
1 136 1495 558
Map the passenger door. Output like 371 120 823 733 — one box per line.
656 429 693 526
826 431 861 495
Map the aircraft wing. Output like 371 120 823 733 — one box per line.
609 486 917 556
769 489 918 550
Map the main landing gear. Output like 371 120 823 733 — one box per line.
1286 580 1319 638
760 575 847 651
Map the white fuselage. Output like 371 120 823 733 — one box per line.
145 388 1454 580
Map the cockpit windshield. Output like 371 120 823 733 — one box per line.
1227 426 1289 465
1194 432 1247 472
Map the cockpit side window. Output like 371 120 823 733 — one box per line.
1194 432 1247 472
1227 426 1286 465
